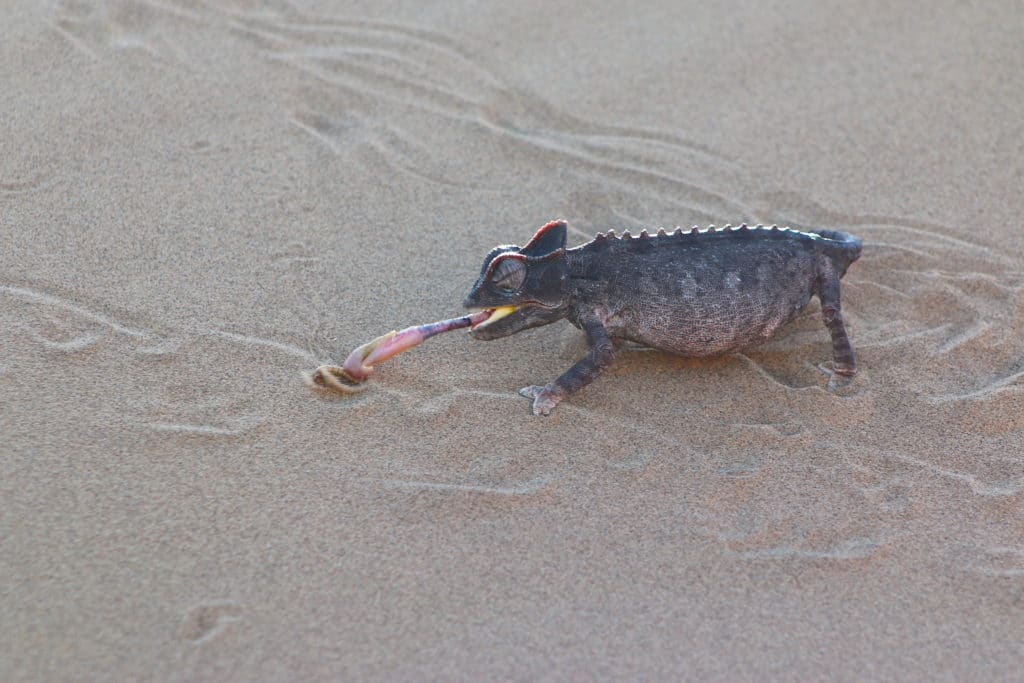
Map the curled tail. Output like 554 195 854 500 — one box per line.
813 229 862 277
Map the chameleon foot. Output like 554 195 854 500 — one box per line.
518 384 565 416
818 362 857 393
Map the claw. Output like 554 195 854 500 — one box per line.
518 385 544 399
519 384 564 416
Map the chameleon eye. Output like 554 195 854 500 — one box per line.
491 257 526 292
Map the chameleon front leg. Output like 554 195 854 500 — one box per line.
519 316 616 415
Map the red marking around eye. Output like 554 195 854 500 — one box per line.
484 251 528 281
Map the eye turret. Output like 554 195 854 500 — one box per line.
490 255 526 293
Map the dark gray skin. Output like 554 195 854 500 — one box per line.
464 220 862 415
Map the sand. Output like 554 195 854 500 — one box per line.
2 0 1023 680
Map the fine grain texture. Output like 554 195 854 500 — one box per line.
2 1 1023 681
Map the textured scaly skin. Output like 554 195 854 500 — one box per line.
464 220 862 415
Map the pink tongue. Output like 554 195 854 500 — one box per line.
469 309 492 329
343 311 489 380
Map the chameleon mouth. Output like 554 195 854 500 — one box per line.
469 305 518 331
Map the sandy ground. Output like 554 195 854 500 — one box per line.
3 1 1023 680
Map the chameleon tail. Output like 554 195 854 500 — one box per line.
814 229 862 277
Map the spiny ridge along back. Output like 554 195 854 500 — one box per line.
581 223 841 245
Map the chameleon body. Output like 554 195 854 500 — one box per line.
463 220 862 415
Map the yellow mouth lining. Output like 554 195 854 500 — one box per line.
472 305 518 330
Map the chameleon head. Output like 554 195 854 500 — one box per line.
463 220 571 339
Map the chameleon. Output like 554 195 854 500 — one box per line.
463 219 862 415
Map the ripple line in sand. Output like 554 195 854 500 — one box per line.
263 33 741 213
964 547 1024 578
1 284 151 339
485 121 749 218
52 0 204 68
142 421 258 436
134 338 183 356
732 353 818 391
29 329 105 353
224 10 505 90
860 222 999 256
933 319 994 355
134 0 206 24
2 283 187 359
105 0 741 215
756 191 1007 260
363 138 488 191
255 13 718 170
855 323 952 349
927 367 1024 404
450 388 523 401
367 124 505 190
607 452 656 471
376 477 549 496
49 20 100 60
729 421 805 438
881 451 1023 497
288 112 343 154
209 329 317 362
0 171 59 195
739 537 880 561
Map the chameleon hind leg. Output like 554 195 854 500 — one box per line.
816 260 857 378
